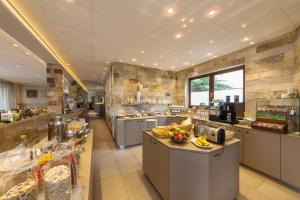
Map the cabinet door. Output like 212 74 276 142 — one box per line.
115 120 125 147
150 138 169 199
139 120 146 143
142 133 155 179
142 133 169 200
281 135 300 189
244 130 280 179
125 120 141 146
232 128 244 163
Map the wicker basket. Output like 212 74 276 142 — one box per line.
178 123 194 132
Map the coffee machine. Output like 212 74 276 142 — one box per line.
220 102 237 124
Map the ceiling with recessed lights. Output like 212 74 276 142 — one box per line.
3 0 300 84
0 28 46 85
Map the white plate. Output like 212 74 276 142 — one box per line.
191 138 213 149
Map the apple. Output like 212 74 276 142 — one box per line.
178 134 183 140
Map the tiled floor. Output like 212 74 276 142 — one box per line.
91 118 300 200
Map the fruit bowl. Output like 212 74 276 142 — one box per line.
168 128 190 144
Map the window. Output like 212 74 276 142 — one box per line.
214 69 244 103
190 76 209 106
189 66 244 107
0 82 15 110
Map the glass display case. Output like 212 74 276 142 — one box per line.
253 98 300 133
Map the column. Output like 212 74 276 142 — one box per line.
46 63 64 114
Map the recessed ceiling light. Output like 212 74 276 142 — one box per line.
209 40 214 44
104 67 108 70
167 7 175 15
213 55 217 58
181 18 185 22
208 10 216 16
25 52 30 55
189 18 194 23
154 63 158 66
159 55 163 58
184 62 189 65
142 64 145 66
207 53 213 56
16 65 22 68
171 66 175 69
174 33 183 39
241 23 247 28
141 50 145 54
65 0 76 3
132 58 137 62
188 51 193 54
175 58 178 62
243 37 249 42
249 41 255 45
182 24 187 28
12 43 18 47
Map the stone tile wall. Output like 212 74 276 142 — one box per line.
111 63 177 112
46 63 64 114
177 26 300 119
105 26 300 123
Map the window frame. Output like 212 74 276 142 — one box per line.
188 65 245 107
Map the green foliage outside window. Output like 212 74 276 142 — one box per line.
191 77 233 92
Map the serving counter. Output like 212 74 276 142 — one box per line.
77 130 94 200
142 130 240 200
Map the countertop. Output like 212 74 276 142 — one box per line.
77 130 94 200
0 113 52 128
32 130 94 200
144 130 239 154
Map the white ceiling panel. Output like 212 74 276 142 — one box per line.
4 0 300 84
0 29 46 85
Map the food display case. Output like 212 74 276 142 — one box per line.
252 98 300 133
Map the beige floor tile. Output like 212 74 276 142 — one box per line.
240 167 266 189
95 175 130 200
116 156 142 175
127 181 161 200
257 180 300 200
94 160 120 180
113 149 134 161
129 146 143 164
122 170 148 190
239 181 271 200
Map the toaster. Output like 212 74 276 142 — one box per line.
194 124 226 145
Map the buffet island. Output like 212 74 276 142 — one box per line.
0 116 93 200
143 129 240 200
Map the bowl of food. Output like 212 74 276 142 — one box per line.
168 127 191 144
152 127 170 139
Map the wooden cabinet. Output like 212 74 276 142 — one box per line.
143 133 169 200
244 129 281 179
281 135 300 189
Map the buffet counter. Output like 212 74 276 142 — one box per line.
77 130 94 200
0 113 53 153
0 130 94 200
143 130 240 200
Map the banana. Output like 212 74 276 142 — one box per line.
196 136 210 146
